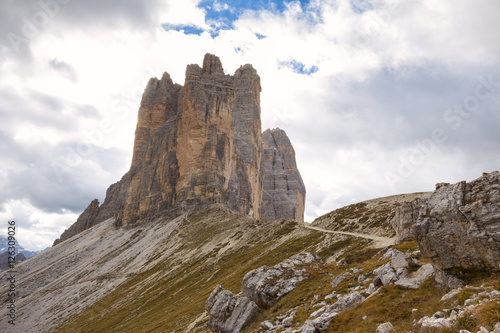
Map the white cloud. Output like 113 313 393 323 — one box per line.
161 0 207 28
0 200 78 250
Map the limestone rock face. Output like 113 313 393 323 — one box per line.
131 72 183 169
205 284 259 333
54 54 305 245
260 128 306 221
176 55 262 220
413 171 500 270
391 198 427 244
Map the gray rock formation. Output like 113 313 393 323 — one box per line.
395 263 435 289
413 171 500 271
53 199 100 246
242 252 321 308
306 291 365 331
391 198 427 244
372 247 426 288
205 284 259 333
373 263 398 286
0 251 26 270
54 54 305 245
331 274 346 288
376 322 395 333
260 128 306 222
434 270 464 289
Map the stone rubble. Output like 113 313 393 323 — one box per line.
205 241 500 333
410 285 500 332
207 170 500 332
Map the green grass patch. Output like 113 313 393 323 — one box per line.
329 280 446 332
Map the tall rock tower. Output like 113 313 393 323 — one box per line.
54 54 305 245
260 128 306 222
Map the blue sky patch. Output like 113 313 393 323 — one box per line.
350 0 373 14
163 1 311 37
278 59 319 75
162 24 205 36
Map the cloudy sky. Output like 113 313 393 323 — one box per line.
1 0 499 251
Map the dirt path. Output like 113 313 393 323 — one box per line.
302 225 395 248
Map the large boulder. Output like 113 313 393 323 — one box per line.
395 263 435 289
413 172 500 271
242 253 321 308
391 198 427 244
373 263 398 286
205 284 259 333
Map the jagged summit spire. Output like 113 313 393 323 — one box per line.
202 53 224 75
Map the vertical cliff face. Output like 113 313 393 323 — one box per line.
54 54 305 245
176 54 262 218
260 129 306 222
131 72 182 169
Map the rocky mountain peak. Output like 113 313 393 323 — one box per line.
202 53 224 75
53 54 305 245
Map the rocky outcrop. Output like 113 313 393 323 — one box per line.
205 284 259 333
391 198 427 244
260 128 306 222
306 291 365 330
53 199 100 246
205 253 321 333
54 54 305 245
114 54 264 227
376 322 395 333
372 247 431 289
242 253 321 308
395 263 435 290
413 171 500 271
0 251 26 270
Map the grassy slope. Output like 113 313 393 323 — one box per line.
55 207 334 332
55 202 499 333
312 192 432 238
